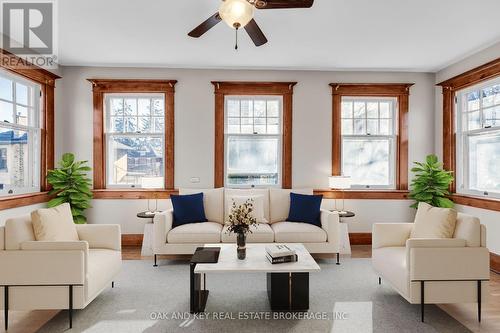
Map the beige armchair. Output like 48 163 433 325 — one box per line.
0 216 122 330
372 213 490 322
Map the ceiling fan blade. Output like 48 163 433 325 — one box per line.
188 12 221 38
254 0 314 9
244 19 268 47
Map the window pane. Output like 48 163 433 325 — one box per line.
483 106 500 128
153 118 164 133
342 119 353 135
241 125 253 134
0 101 14 123
124 99 137 116
466 91 480 111
138 117 151 132
342 138 391 186
240 100 253 117
152 98 164 116
15 82 28 105
354 102 366 118
367 102 378 118
0 128 39 196
0 77 12 101
110 98 124 115
379 102 391 118
468 111 481 130
107 136 163 187
138 99 151 116
482 85 500 108
379 119 391 135
267 100 279 117
227 100 240 117
354 119 366 134
367 119 378 135
228 125 240 134
110 117 124 132
254 100 266 117
228 117 240 126
124 117 137 132
468 133 500 194
341 101 353 118
241 118 253 126
15 106 28 126
227 136 279 186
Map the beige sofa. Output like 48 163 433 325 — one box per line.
153 188 340 265
372 213 490 322
0 215 122 330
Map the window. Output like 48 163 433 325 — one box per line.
225 96 282 187
340 97 397 188
331 83 412 195
213 81 295 189
0 70 41 196
89 79 176 198
455 77 500 198
105 94 165 188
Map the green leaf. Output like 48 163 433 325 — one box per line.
48 197 67 207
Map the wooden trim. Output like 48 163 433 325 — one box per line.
0 49 59 208
330 83 413 191
349 233 372 245
439 58 500 209
212 81 296 188
122 234 144 247
315 189 409 200
92 189 178 199
0 192 52 210
88 79 177 191
437 57 500 91
491 252 500 274
451 194 500 212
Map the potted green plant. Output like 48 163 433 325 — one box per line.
409 154 454 208
47 153 93 224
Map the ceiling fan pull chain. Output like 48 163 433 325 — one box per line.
235 27 239 50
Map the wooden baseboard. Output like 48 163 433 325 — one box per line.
491 252 500 274
349 233 372 245
122 234 143 247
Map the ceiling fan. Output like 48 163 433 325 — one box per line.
188 0 314 48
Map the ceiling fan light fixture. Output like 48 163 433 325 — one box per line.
219 0 255 29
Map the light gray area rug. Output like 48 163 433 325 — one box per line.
39 258 471 333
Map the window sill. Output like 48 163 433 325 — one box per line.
451 194 500 212
0 192 52 210
314 189 409 200
92 189 178 199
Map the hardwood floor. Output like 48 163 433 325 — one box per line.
1 245 498 333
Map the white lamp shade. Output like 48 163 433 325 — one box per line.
329 176 351 190
141 177 164 189
219 0 254 28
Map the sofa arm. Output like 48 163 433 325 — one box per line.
372 223 413 249
320 210 340 246
21 241 89 251
409 246 490 281
0 250 86 285
76 224 121 251
406 238 466 249
153 209 173 250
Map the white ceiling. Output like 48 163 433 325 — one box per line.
58 0 500 72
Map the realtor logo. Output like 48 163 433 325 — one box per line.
2 1 53 54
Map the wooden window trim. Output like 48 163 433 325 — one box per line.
314 189 409 200
212 81 296 189
0 49 60 210
438 57 500 211
330 83 413 195
88 79 177 199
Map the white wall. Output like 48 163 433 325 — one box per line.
0 203 46 226
55 66 435 233
434 41 500 254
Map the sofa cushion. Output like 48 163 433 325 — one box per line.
372 247 408 297
454 213 481 247
5 215 35 250
31 203 79 242
271 221 327 243
170 193 207 227
269 188 313 223
221 223 274 243
287 193 323 226
180 188 224 224
167 222 222 244
225 195 267 223
87 249 121 300
225 189 270 223
411 202 457 239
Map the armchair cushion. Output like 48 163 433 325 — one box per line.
221 223 274 243
271 221 327 243
167 222 222 244
76 224 121 250
31 203 79 242
410 202 457 239
287 193 323 226
372 223 413 249
170 193 208 227
180 188 224 224
454 213 481 247
5 215 36 250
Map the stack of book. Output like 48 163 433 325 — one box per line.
265 244 298 264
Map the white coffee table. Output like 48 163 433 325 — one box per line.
193 243 320 312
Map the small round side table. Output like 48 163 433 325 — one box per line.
330 210 356 259
136 211 161 256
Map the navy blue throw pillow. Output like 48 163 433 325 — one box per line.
287 193 323 226
170 193 208 227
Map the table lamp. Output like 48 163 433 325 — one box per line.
328 176 351 214
141 177 164 215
